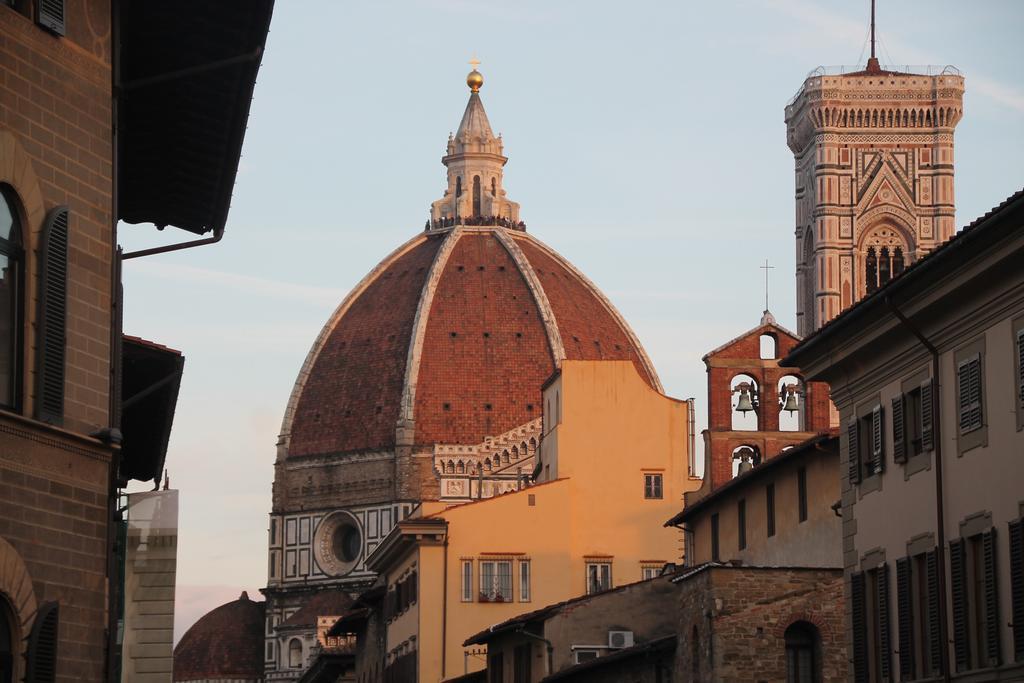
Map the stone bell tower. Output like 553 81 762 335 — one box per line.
430 62 520 225
785 28 965 335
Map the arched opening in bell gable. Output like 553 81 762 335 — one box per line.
730 374 759 431
732 444 761 477
777 374 805 432
759 333 777 360
472 175 482 216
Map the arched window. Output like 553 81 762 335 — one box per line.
759 334 777 360
0 596 15 683
455 176 462 197
491 177 497 197
456 461 465 474
472 175 482 216
785 621 821 683
863 226 910 295
288 638 303 668
0 187 23 412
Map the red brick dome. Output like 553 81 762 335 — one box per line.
281 227 660 459
173 592 265 681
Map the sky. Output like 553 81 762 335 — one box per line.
115 0 1024 643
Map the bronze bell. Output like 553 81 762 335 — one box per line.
782 385 800 414
735 384 755 413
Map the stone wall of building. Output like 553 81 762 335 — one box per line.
675 567 846 682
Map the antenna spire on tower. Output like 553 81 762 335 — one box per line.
866 0 881 73
760 259 775 313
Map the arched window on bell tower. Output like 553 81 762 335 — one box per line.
472 175 481 217
863 225 911 296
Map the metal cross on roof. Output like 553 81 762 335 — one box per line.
760 258 775 312
469 56 481 70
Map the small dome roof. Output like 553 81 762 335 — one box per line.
173 592 265 681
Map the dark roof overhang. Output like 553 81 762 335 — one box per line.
116 0 275 236
664 432 838 527
119 335 184 484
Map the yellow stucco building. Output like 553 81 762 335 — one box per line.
362 360 700 681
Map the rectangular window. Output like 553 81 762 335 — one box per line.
853 564 892 682
461 560 473 602
766 484 776 537
586 562 612 594
1015 327 1024 430
519 560 531 602
643 473 663 499
711 513 720 561
793 467 806 522
957 355 983 434
897 550 941 679
737 499 747 550
642 566 660 581
1008 519 1024 662
513 643 532 683
950 529 1000 671
480 560 512 602
574 650 599 664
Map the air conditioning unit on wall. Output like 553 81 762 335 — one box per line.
608 630 634 649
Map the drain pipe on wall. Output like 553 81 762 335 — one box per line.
515 629 554 676
885 295 952 682
686 398 697 477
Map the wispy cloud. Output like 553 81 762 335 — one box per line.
126 261 346 307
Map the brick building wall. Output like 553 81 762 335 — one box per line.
0 3 116 681
675 566 846 682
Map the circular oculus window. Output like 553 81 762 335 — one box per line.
313 511 363 577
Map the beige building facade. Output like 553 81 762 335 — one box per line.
785 63 965 335
785 189 1024 681
332 359 698 682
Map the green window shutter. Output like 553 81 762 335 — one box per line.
35 207 69 425
1016 330 1024 417
871 405 884 474
892 395 906 463
926 548 943 673
36 0 65 36
982 529 1001 667
851 571 868 683
848 418 861 485
1009 519 1024 662
878 563 893 680
949 538 970 671
957 356 983 433
896 557 915 679
920 378 934 453
25 601 59 683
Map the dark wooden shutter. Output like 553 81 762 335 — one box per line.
878 563 892 680
958 356 982 433
36 207 69 425
949 538 970 671
982 529 1001 667
892 395 906 463
1017 330 1024 415
851 571 868 683
25 601 59 682
410 570 417 604
848 418 861 485
896 557 915 679
920 378 934 452
871 405 884 474
926 549 943 673
1009 519 1024 662
36 0 65 35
